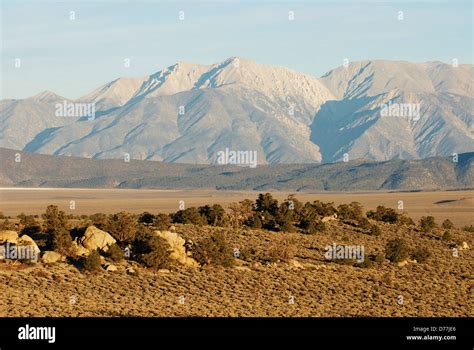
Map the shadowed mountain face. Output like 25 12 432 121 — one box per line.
0 148 472 191
1 58 472 164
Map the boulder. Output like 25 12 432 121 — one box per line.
41 251 63 264
104 263 117 272
126 267 137 275
80 226 116 252
17 235 41 255
322 214 338 223
0 230 18 244
397 259 409 267
71 240 90 257
155 230 199 267
288 259 305 269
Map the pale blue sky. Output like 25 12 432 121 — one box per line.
1 0 472 99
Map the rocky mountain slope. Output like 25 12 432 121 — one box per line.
1 148 472 191
1 58 472 164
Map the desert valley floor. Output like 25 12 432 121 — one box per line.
0 188 472 317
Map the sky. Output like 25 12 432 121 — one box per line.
1 0 472 99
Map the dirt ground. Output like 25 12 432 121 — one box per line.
1 221 472 317
1 188 473 226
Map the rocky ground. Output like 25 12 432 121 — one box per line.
0 222 472 317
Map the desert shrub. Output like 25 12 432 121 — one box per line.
374 253 385 264
43 205 68 233
238 247 258 262
247 214 262 229
106 243 123 262
83 250 102 272
265 236 298 263
301 200 336 218
255 193 279 217
106 212 138 243
51 227 73 255
154 213 172 230
367 206 399 224
398 214 415 226
300 219 326 234
0 218 15 230
358 217 371 229
20 215 41 236
138 212 156 225
419 216 436 233
88 213 108 230
172 207 207 226
411 246 432 263
193 232 234 267
42 205 72 254
199 204 228 227
441 230 452 241
279 195 303 221
369 224 382 236
139 236 171 269
462 225 474 232
385 238 410 263
228 199 254 227
0 212 4 219
337 202 365 222
441 219 454 229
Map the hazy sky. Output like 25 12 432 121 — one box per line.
1 0 472 99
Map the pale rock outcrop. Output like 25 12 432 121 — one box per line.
80 226 116 252
17 235 41 255
41 251 64 264
154 230 199 267
0 231 18 244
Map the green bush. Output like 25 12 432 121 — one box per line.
419 216 436 233
172 207 207 226
199 204 229 227
193 232 234 267
88 213 108 230
51 227 73 255
441 230 452 242
411 246 431 263
367 206 400 224
265 236 298 263
43 205 69 233
300 219 326 235
441 219 454 229
154 213 172 230
385 238 410 263
83 250 102 272
139 236 171 269
106 243 123 262
106 212 138 243
337 202 365 222
138 212 156 225
369 224 382 236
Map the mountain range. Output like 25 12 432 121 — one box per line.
1 57 473 164
0 148 472 191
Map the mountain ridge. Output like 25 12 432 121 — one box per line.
1 57 472 164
